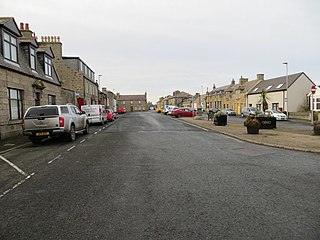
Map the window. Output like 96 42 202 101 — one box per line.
122 101 125 104
266 85 272 90
35 92 40 106
139 101 141 104
3 31 18 62
60 106 69 114
30 47 36 70
256 104 261 110
44 56 52 76
272 103 279 111
316 98 320 110
48 95 56 105
8 88 23 120
130 101 133 104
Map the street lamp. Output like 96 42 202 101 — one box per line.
98 74 102 90
283 62 289 117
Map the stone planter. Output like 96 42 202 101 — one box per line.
214 115 227 126
314 121 320 135
256 116 277 129
247 126 260 134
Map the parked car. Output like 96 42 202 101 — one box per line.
22 104 89 144
80 105 106 125
106 109 115 122
171 107 196 118
264 109 288 120
163 105 176 115
222 108 236 116
117 107 126 114
167 106 179 115
155 107 164 113
241 107 259 117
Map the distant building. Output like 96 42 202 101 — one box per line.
117 93 148 112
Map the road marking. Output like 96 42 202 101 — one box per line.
48 155 61 164
0 172 35 199
0 155 27 176
99 129 102 132
67 146 75 152
80 139 86 143
180 121 210 132
102 127 106 129
94 132 98 135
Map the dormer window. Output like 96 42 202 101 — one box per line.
3 31 18 62
30 47 36 70
44 55 52 77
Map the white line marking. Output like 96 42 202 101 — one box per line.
94 132 98 135
80 139 86 144
99 129 102 132
48 155 61 164
0 172 35 199
0 155 27 176
102 127 106 129
67 146 75 152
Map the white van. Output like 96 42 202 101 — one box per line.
81 105 106 125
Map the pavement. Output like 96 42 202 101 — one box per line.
179 117 320 154
1 116 320 154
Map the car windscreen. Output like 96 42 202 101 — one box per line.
25 107 59 118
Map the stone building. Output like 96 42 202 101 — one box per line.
117 93 148 112
0 18 62 139
38 36 98 108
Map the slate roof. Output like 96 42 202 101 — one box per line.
0 17 60 86
247 72 309 95
118 95 147 101
209 84 230 94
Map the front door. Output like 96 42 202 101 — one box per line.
130 106 134 112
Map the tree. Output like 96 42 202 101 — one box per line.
259 89 269 112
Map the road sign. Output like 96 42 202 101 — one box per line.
311 85 316 94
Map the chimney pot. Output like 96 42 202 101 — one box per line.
25 23 29 30
20 22 24 30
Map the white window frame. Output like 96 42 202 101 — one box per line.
30 46 36 70
8 88 23 120
44 55 52 76
3 31 18 62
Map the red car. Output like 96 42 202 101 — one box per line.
171 108 196 118
106 109 114 121
117 107 126 114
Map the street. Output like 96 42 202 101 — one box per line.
1 112 319 239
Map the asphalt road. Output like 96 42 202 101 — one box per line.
1 112 319 239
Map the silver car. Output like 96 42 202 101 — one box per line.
22 104 89 144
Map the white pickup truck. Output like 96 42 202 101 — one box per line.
22 104 89 144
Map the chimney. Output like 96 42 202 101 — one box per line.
20 22 33 38
239 76 248 85
231 78 235 85
38 35 63 58
257 73 264 81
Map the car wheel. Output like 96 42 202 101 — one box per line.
30 138 42 144
83 122 89 135
177 114 182 118
67 125 76 142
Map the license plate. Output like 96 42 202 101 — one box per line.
36 132 49 136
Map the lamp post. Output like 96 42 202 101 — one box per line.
98 74 102 90
283 62 289 117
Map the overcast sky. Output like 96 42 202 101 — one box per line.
2 0 320 103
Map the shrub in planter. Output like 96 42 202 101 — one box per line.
244 115 261 134
313 121 320 135
213 111 227 126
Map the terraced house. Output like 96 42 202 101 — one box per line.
0 17 101 140
117 93 148 112
0 18 62 139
